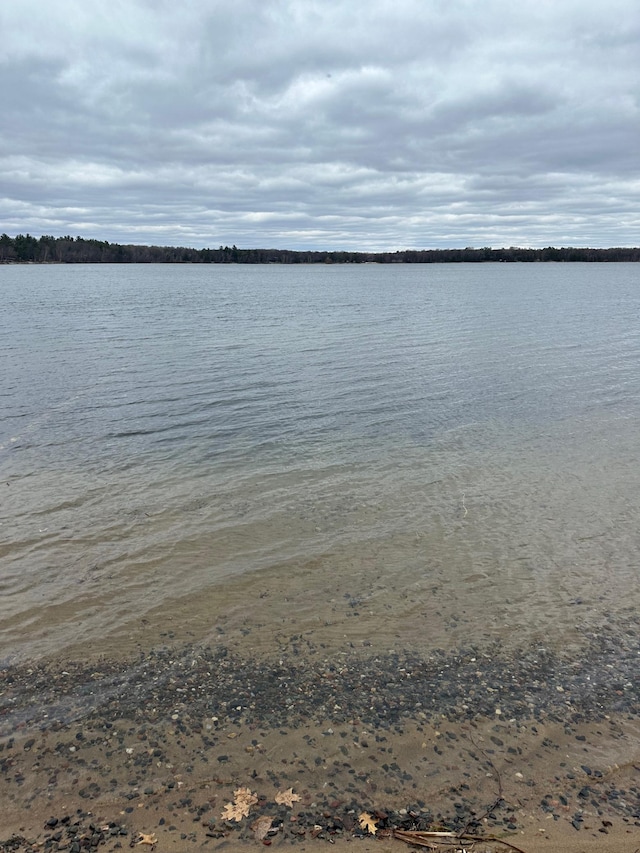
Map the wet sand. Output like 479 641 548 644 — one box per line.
2 613 639 853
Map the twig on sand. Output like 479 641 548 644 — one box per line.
392 828 528 853
461 731 505 833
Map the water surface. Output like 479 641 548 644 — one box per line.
2 262 640 663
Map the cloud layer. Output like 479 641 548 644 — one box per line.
1 0 639 249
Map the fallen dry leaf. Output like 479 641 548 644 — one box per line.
222 801 250 821
251 815 274 840
221 786 259 821
358 812 378 835
275 787 301 807
136 833 158 846
234 786 258 808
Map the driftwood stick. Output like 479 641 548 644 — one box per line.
392 828 528 853
459 834 528 853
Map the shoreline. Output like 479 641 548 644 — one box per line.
2 627 639 852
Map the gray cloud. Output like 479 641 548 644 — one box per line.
1 0 639 249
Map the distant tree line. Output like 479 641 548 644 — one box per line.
1 233 639 264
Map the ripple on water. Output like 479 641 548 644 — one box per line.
2 263 640 662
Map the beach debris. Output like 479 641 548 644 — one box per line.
135 832 158 846
275 787 301 807
392 829 528 853
251 815 275 841
221 786 258 821
358 811 378 835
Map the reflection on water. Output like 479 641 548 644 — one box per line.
2 262 640 663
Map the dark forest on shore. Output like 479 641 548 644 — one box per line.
2 233 640 264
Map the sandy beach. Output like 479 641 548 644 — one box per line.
2 622 639 853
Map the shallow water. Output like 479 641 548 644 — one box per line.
2 262 640 663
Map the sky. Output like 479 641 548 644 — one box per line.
1 0 639 251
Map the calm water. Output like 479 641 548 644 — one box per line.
2 262 640 664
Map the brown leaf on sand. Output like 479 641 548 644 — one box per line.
358 812 378 835
221 786 259 821
222 801 250 821
251 815 274 841
275 787 301 807
136 833 158 846
234 786 259 808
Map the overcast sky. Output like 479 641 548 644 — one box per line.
1 0 639 250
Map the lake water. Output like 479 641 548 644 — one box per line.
2 262 640 666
